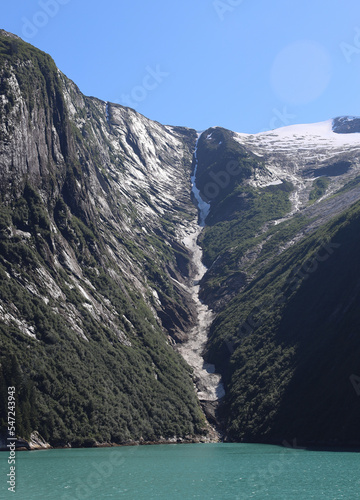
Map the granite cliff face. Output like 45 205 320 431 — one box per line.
0 30 200 344
0 30 213 446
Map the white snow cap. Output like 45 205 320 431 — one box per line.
233 117 360 153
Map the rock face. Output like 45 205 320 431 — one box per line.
29 431 51 450
0 31 207 445
333 116 360 134
0 43 199 342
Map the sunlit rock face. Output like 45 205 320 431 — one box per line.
0 31 212 445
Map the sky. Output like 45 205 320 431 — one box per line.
3 0 360 133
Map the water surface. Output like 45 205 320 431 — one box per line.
1 443 360 499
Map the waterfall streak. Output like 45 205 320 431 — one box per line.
178 134 225 401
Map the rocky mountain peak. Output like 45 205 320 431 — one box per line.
332 115 360 134
0 29 21 40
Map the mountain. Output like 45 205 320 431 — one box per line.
0 30 208 447
195 122 360 446
1 30 360 448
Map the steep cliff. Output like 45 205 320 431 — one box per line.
0 30 208 446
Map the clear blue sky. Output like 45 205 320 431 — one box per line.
3 0 360 133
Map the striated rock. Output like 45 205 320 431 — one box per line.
29 431 51 450
0 31 207 446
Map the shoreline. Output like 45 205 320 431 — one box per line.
2 433 360 452
0 435 219 452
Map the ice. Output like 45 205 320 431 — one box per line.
176 133 225 402
191 134 211 226
233 118 360 152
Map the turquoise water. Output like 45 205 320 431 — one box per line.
1 443 360 499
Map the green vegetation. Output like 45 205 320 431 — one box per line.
309 177 330 202
198 181 293 301
193 128 294 298
334 174 360 196
0 354 37 440
196 127 264 209
0 34 61 113
204 196 360 445
201 182 293 265
194 128 360 445
0 183 205 445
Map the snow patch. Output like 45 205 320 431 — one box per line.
191 134 211 226
234 119 360 152
176 135 225 402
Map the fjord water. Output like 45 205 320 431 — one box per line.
2 443 360 499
